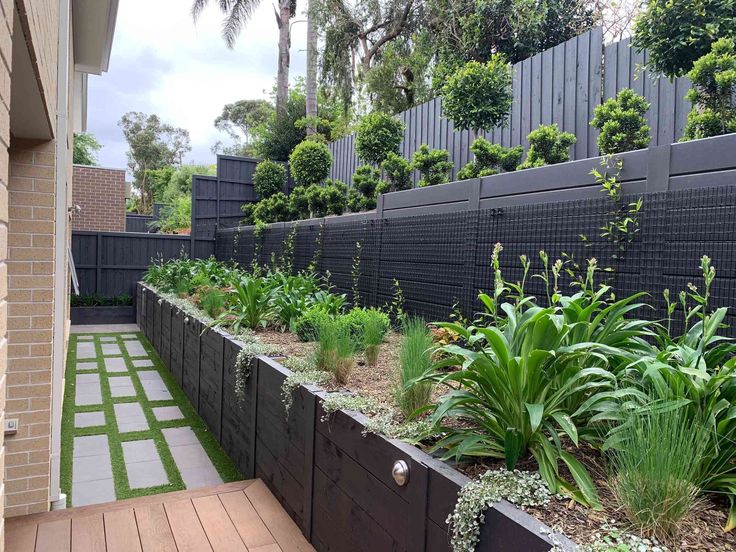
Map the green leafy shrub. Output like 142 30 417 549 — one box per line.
441 57 513 132
288 185 310 219
217 277 274 331
355 112 405 165
342 307 390 349
683 38 736 141
395 317 434 418
315 318 356 384
349 166 381 212
250 191 292 223
591 89 651 154
253 160 286 199
458 137 523 179
412 145 454 187
305 184 330 218
289 140 332 186
607 402 709 541
324 180 348 216
71 294 133 307
379 152 413 193
633 0 736 78
295 306 333 342
518 124 576 169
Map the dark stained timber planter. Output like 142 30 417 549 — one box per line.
71 306 135 325
140 283 573 551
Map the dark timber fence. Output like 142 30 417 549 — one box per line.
217 134 736 336
328 28 694 186
140 284 574 551
72 231 215 297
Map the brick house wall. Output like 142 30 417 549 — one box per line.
0 0 13 540
71 164 126 232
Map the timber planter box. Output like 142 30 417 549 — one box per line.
70 306 135 325
139 283 572 551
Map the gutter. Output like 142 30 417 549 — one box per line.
50 0 71 509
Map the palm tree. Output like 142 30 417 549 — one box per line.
305 0 318 134
192 0 292 119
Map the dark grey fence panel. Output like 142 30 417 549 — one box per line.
125 215 154 233
72 231 215 298
328 29 604 185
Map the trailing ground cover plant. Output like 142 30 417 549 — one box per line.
412 145 454 187
591 88 651 154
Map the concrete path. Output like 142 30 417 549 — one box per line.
67 331 224 507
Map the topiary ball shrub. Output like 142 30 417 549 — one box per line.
412 145 454 187
442 56 513 132
458 137 524 179
289 140 333 186
253 159 286 199
633 0 736 78
683 38 736 141
591 88 651 154
380 152 413 192
355 112 405 165
518 124 576 170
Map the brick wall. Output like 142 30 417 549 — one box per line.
71 165 126 232
5 138 56 517
0 0 12 542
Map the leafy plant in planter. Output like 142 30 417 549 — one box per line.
355 112 405 165
253 159 286 199
412 145 454 187
217 277 274 331
289 140 332 186
458 137 523 179
683 37 736 141
591 88 651 154
518 124 576 169
377 152 413 194
349 166 381 211
441 57 513 133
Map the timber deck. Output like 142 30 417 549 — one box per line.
5 479 315 552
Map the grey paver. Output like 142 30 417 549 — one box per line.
76 373 100 385
178 466 222 489
133 359 154 368
72 478 115 507
75 376 102 406
108 375 133 388
74 435 109 458
77 335 94 340
104 357 127 373
139 371 172 401
76 362 98 371
101 343 121 356
127 461 169 488
100 336 117 342
72 454 113 483
125 340 147 357
163 427 222 490
75 411 106 428
76 343 96 359
165 444 212 469
114 402 149 433
109 375 137 398
162 426 199 446
122 439 160 462
121 334 138 340
153 406 184 421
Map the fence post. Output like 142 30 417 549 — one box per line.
95 232 103 295
461 179 482 317
407 459 429 552
646 144 671 193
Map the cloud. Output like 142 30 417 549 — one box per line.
87 0 308 170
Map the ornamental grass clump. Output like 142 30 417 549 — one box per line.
315 318 356 384
362 312 386 367
395 317 434 418
607 403 709 542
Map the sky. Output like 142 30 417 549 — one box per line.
87 0 308 170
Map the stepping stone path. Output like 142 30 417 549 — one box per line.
66 333 224 508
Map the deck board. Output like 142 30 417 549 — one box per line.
5 480 315 552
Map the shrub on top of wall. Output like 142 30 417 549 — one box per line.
413 145 454 187
458 137 523 180
378 152 413 194
289 140 333 186
306 180 348 218
349 166 381 212
253 159 287 199
518 124 576 170
355 112 405 165
441 56 513 133
591 88 651 154
683 37 736 141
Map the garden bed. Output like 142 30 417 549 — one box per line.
138 283 570 552
70 305 136 325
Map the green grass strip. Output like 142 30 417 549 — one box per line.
61 331 241 506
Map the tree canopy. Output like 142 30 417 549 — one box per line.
73 132 102 165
